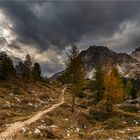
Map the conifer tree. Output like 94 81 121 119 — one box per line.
0 52 15 79
92 64 104 102
125 80 132 99
23 53 32 77
130 86 137 99
104 65 124 112
66 44 85 111
32 62 41 81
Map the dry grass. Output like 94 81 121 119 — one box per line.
0 76 62 132
1 83 140 139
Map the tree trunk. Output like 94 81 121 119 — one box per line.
97 90 100 102
72 92 75 112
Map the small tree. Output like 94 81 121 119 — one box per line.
92 64 104 102
23 53 32 77
104 65 124 112
66 44 85 112
125 80 132 99
0 52 15 79
130 86 137 99
32 62 41 81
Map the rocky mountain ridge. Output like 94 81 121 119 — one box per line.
51 46 140 79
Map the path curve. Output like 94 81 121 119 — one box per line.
0 88 66 140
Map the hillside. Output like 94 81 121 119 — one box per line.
0 75 63 135
7 86 140 140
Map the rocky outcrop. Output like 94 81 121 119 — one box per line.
79 46 136 72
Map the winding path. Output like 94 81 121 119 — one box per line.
0 88 66 140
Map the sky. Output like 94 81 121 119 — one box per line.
0 0 140 76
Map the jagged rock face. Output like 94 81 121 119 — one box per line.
131 47 140 62
79 46 136 72
51 46 140 80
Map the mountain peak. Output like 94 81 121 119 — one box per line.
79 46 136 71
131 47 140 62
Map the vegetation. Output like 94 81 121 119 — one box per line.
32 62 41 81
92 64 104 102
125 80 132 99
103 65 125 112
1 49 140 139
64 44 85 111
0 52 15 79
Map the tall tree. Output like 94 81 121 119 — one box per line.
104 65 124 112
92 64 104 102
66 44 85 111
32 62 41 81
0 52 15 79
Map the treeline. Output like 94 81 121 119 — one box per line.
0 51 43 81
59 44 138 112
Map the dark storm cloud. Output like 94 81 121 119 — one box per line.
1 0 140 75
1 0 140 52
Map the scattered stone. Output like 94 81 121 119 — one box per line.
51 125 58 128
34 104 38 108
126 128 133 132
6 101 11 107
28 131 32 135
34 128 41 134
15 97 21 102
28 103 33 106
64 118 68 121
21 127 26 133
75 128 80 133
123 121 127 124
67 130 70 137
9 93 14 96
129 136 137 140
107 138 114 140
118 130 125 134
38 125 47 130
41 120 45 123
133 120 139 125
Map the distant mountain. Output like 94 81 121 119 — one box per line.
79 46 138 79
80 46 136 75
131 47 140 62
51 46 140 80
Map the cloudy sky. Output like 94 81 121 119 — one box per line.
0 0 140 76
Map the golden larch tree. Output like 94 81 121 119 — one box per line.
104 64 125 112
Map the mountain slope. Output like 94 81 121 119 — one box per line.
51 46 139 79
0 76 63 133
131 47 140 62
79 46 137 78
0 88 66 140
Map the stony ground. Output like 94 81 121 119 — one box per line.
13 89 140 140
0 76 62 133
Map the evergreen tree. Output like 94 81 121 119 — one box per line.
23 54 32 77
0 52 15 79
24 53 32 68
125 80 132 99
130 86 137 99
32 62 41 81
92 64 104 102
15 61 25 75
66 44 85 111
104 65 124 112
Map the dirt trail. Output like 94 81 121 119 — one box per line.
0 88 66 140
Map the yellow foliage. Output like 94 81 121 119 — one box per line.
104 64 124 112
